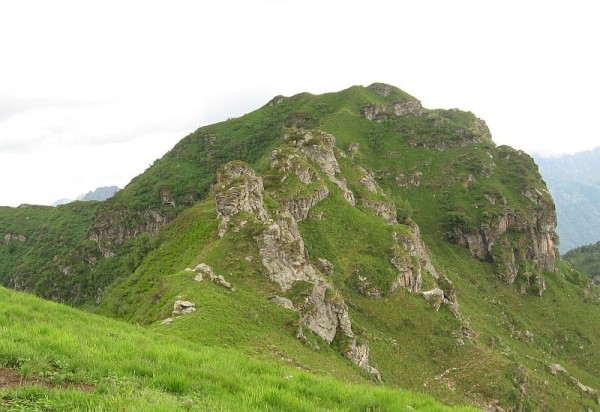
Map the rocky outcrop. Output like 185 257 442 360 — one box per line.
268 95 285 106
192 263 235 291
2 233 26 243
362 99 422 121
89 208 169 258
301 280 352 343
214 162 268 237
346 341 381 379
368 83 393 97
392 99 423 116
447 196 557 294
281 186 330 222
256 216 315 291
363 199 398 224
315 258 333 275
269 296 295 310
214 160 379 378
285 130 355 205
172 300 196 316
393 224 461 317
361 104 388 121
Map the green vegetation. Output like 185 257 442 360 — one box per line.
564 241 600 283
0 287 476 411
1 83 599 410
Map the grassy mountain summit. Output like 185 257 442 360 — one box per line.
1 83 599 410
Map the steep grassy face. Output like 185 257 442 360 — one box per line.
564 241 600 284
0 202 100 301
1 83 599 411
0 287 478 411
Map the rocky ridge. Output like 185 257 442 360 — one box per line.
212 128 469 377
215 158 380 377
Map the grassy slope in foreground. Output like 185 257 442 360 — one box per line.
0 287 476 412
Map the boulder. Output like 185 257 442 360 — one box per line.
269 296 295 310
172 300 196 316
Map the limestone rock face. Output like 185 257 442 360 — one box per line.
392 99 423 116
281 186 330 222
368 83 393 97
89 208 169 258
346 341 382 380
214 162 268 237
285 130 355 205
392 224 461 317
448 191 557 294
301 280 353 343
213 159 379 377
361 104 388 121
256 216 315 291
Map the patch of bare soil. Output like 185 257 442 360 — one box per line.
0 367 94 391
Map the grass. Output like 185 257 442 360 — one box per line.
0 286 477 411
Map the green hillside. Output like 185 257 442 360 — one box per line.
0 286 474 411
1 83 599 411
564 241 600 284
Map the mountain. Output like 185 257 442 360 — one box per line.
564 241 600 285
78 185 120 201
535 147 600 252
51 185 120 206
0 83 599 411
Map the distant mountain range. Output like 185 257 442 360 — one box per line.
51 185 120 206
535 147 600 253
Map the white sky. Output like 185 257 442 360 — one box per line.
1 0 599 207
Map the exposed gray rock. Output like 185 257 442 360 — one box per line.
449 203 556 294
2 232 26 243
347 143 359 158
256 216 315 291
573 378 598 395
268 95 285 106
89 208 169 258
214 161 269 237
363 199 398 224
315 258 333 275
285 130 355 205
301 280 352 343
214 160 378 377
392 99 423 116
172 300 196 316
361 104 388 121
281 186 330 221
368 83 392 97
270 148 316 185
193 263 235 291
160 188 176 206
422 288 445 311
548 363 567 376
346 341 381 380
357 168 383 194
269 295 295 310
393 224 462 318
161 318 173 325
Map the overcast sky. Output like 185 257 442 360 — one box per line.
1 1 599 207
